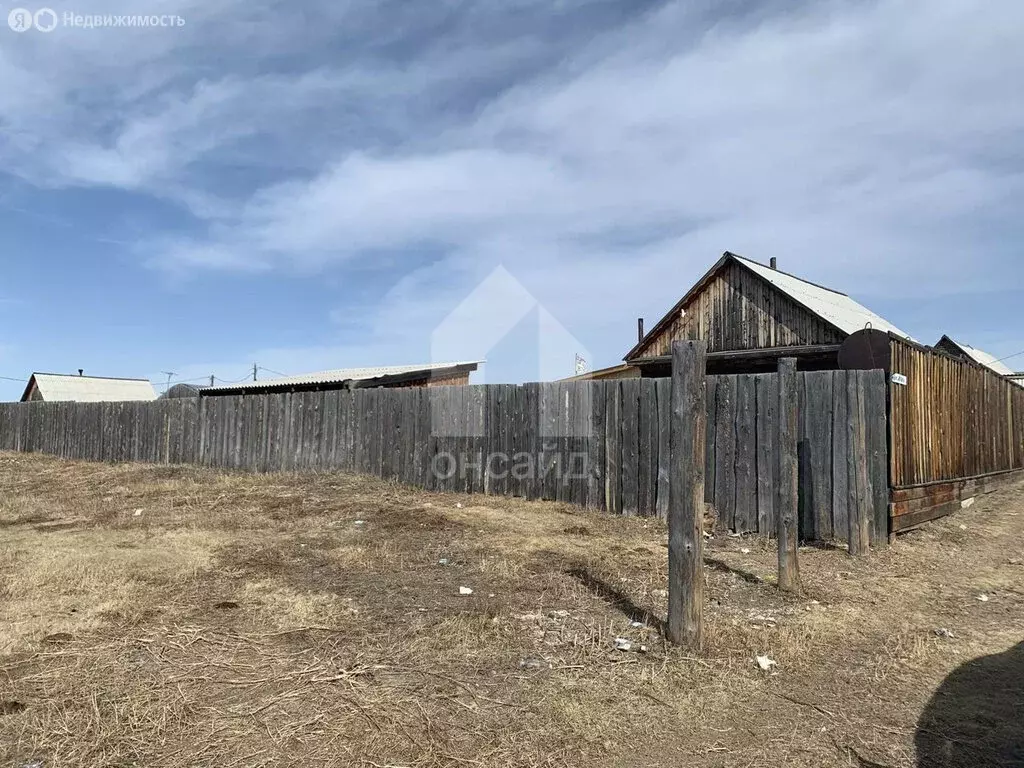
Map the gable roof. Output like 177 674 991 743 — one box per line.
935 336 1016 377
200 360 482 394
626 251 914 360
733 255 914 340
22 373 157 402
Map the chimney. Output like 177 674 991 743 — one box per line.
637 317 645 343
769 257 777 270
78 369 83 376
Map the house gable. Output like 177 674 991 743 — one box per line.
626 254 847 361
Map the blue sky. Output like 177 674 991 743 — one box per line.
1 0 1022 399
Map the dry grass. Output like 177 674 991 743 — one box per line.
0 452 1022 767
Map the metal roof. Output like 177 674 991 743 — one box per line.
734 256 915 341
201 361 483 393
939 338 1016 377
24 373 157 402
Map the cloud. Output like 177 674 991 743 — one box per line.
4 0 1023 377
128 0 1023 297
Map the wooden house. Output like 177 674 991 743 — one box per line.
624 251 912 375
933 335 1016 377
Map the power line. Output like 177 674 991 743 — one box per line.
259 366 288 378
214 371 257 384
0 375 27 383
992 348 1024 365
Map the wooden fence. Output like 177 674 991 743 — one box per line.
888 336 1024 530
0 371 887 541
890 337 1024 487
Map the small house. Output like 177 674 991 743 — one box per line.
933 336 1016 377
625 251 913 374
21 372 157 402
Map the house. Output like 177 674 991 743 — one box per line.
560 363 640 382
624 251 913 374
20 372 157 402
198 361 481 397
933 336 1016 377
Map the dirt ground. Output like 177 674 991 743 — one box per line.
0 452 1021 767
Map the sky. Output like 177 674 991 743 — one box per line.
1 0 1022 399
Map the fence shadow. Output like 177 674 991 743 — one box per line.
704 556 765 585
566 567 666 634
915 640 1024 766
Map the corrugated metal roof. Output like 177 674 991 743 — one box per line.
27 373 157 402
734 256 916 341
201 361 483 393
944 339 1016 377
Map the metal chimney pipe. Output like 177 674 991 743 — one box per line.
637 317 645 343
770 257 777 270
78 369 83 376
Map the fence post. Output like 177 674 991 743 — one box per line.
668 340 706 649
776 357 801 592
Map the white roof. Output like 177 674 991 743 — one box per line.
736 256 915 342
28 374 157 402
202 361 482 392
946 340 1016 377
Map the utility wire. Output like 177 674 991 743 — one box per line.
258 366 288 378
992 348 1024 365
214 371 257 384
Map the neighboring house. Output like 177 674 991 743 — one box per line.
20 372 157 402
624 251 914 375
199 361 481 397
933 336 1016 377
560 363 640 382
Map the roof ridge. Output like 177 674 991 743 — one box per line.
728 252 850 297
32 372 152 382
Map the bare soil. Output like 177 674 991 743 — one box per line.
0 452 1022 767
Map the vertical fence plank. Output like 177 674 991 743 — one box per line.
831 371 850 541
806 372 834 540
734 375 757 533
714 376 737 530
637 379 654 516
704 375 719 508
865 370 889 544
620 379 640 516
776 358 801 592
656 378 671 519
605 382 622 514
755 374 776 536
847 372 871 554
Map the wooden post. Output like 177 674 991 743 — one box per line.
776 357 801 592
668 340 706 649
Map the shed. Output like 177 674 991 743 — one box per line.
199 361 481 397
625 251 913 374
20 373 157 403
